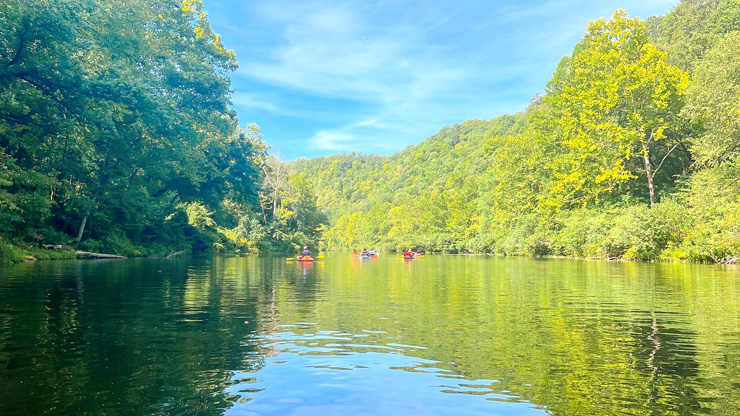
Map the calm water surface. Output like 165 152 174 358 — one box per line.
1 254 738 415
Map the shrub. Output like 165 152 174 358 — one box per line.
0 237 25 265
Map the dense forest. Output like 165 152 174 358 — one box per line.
1 0 739 264
289 0 740 263
0 0 325 263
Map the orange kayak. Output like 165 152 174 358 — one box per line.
297 256 314 262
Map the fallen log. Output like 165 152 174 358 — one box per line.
75 251 127 259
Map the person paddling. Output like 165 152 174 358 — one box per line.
301 246 311 257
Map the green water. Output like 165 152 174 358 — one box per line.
1 254 738 415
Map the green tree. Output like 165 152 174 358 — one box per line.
0 0 267 255
680 30 740 262
646 0 740 72
541 10 689 207
683 31 740 169
0 0 92 238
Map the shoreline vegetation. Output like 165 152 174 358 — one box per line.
3 243 738 266
0 243 184 264
2 1 739 267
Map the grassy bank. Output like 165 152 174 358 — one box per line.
1 238 79 265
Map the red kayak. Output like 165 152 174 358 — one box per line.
297 255 314 262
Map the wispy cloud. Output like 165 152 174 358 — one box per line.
233 1 496 151
309 118 408 152
309 130 359 151
245 4 464 100
206 0 679 158
231 92 281 113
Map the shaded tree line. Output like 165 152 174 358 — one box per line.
0 0 325 261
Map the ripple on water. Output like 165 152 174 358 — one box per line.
225 327 547 416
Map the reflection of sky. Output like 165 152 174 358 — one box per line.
225 325 546 416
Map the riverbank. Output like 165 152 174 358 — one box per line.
1 244 78 265
0 237 133 265
5 241 737 267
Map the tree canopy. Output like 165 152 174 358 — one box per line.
1 0 325 258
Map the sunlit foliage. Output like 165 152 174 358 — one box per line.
289 2 739 263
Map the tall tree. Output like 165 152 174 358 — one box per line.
1 0 261 253
680 31 740 261
70 0 240 243
540 10 688 207
0 0 93 238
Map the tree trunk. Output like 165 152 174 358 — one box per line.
642 130 681 208
261 155 284 219
75 198 96 245
642 132 657 207
272 156 282 214
644 151 656 207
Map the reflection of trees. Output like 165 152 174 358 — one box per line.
245 256 325 362
2 256 738 415
263 256 739 415
647 312 661 376
0 258 264 415
638 310 701 413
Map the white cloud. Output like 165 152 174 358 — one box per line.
308 118 386 151
231 92 281 113
207 0 680 158
309 130 358 151
242 1 468 103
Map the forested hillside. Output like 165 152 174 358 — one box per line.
0 0 325 262
2 0 738 264
290 1 740 263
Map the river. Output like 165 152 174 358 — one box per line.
1 254 738 415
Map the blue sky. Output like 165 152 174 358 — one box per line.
202 0 678 160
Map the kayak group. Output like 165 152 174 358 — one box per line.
354 248 378 259
403 249 424 259
295 247 424 261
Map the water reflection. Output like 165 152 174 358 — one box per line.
0 255 738 415
298 260 313 277
226 324 545 416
